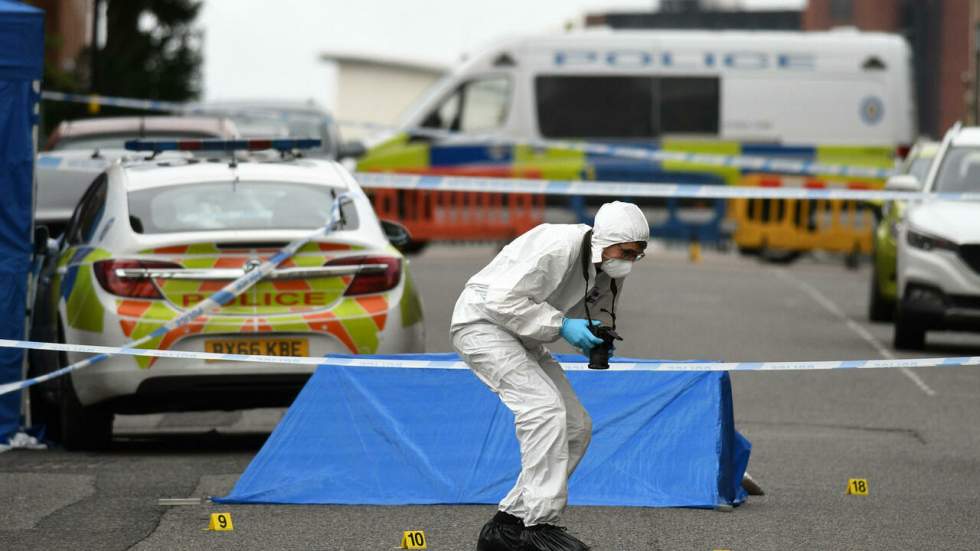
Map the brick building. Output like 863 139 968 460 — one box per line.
804 0 980 137
26 0 92 73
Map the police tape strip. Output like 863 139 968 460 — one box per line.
41 91 186 113
350 126 895 180
39 91 332 125
353 172 980 202
0 339 976 383
31 153 961 202
0 195 353 398
41 90 894 179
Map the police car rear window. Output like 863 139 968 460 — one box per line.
127 181 358 233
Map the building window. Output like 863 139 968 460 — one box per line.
830 0 853 22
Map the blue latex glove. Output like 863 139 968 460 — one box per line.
560 318 604 354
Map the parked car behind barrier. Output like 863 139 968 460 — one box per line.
37 116 240 233
191 100 366 160
868 140 938 322
894 125 980 349
29 140 425 450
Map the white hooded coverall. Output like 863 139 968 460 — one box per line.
450 201 650 526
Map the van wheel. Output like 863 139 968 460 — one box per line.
58 376 113 451
893 308 926 350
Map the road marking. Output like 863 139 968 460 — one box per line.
775 269 937 396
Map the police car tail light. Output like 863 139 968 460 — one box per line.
94 259 182 299
324 256 401 295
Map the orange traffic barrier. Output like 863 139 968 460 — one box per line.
731 175 877 256
370 188 545 242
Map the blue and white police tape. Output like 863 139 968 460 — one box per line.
41 90 186 113
0 339 976 392
0 194 353 398
30 151 971 202
39 91 335 126
41 89 894 179
354 172 980 202
361 126 896 180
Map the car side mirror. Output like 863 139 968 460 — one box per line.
885 174 921 192
337 140 367 159
33 225 49 257
380 219 411 250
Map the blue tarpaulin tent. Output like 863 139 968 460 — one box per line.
216 354 751 509
0 0 43 443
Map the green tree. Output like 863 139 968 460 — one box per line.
94 0 202 101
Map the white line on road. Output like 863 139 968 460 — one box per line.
774 269 937 396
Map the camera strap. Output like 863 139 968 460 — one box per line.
580 230 618 330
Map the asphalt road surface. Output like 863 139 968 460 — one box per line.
2 244 979 551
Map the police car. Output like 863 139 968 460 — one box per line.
894 125 980 349
29 139 425 449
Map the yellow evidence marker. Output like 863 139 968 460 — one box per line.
87 95 101 114
846 478 869 496
400 530 427 549
207 512 234 531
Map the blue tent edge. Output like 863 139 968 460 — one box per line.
0 0 43 442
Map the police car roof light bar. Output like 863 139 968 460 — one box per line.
124 138 322 153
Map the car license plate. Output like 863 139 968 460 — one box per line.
204 338 309 361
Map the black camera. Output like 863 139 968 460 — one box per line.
588 325 623 370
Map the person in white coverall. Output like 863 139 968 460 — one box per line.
451 201 650 551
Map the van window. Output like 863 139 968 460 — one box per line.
420 76 511 133
535 76 720 139
660 77 720 134
537 76 654 139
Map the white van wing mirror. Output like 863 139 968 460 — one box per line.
884 174 921 192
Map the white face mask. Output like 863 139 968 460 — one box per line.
601 258 632 278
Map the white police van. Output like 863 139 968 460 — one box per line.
360 28 915 179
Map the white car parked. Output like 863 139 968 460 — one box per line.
894 124 980 349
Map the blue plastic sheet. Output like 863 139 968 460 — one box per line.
217 354 750 509
0 0 43 442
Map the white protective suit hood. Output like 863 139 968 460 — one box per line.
590 201 650 263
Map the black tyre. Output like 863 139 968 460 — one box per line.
893 307 926 350
26 324 66 439
28 383 60 441
868 264 894 322
58 375 113 451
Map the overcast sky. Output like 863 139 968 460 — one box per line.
200 0 805 109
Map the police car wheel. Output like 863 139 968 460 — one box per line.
28 384 60 440
58 375 113 451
